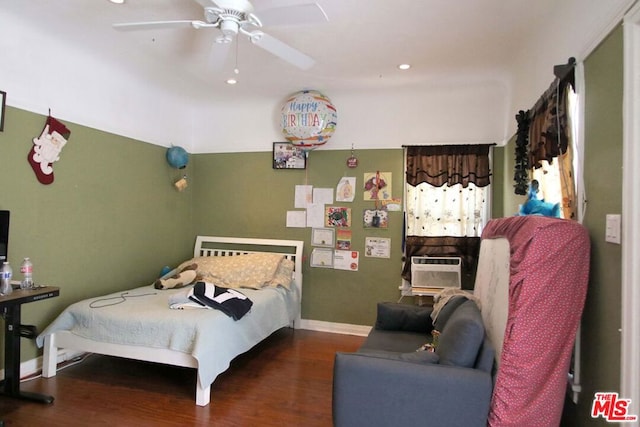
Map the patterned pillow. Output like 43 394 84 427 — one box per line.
177 253 287 289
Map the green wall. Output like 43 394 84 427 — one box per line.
0 106 194 363
574 24 624 425
192 149 405 325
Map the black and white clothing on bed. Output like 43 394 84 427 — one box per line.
189 282 253 320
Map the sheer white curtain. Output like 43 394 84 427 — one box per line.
405 182 487 237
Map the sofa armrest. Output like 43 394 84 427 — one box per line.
333 352 492 427
375 302 434 333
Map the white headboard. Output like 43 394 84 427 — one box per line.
193 236 304 325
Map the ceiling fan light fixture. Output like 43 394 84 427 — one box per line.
220 20 239 36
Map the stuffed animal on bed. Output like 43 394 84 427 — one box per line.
518 179 561 218
153 263 200 290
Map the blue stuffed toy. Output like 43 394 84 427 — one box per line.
518 180 561 218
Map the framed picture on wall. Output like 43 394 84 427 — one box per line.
273 142 306 169
0 90 6 132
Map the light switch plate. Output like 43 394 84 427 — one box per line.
605 214 621 244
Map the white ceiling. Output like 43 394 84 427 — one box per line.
0 0 633 152
2 0 553 98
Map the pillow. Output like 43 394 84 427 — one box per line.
375 302 433 333
358 349 440 365
177 253 285 289
267 258 294 289
433 295 469 331
436 300 485 368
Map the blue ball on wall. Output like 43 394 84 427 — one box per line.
166 146 189 169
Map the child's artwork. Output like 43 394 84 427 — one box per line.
336 177 356 202
325 207 351 227
363 209 388 228
336 229 352 250
364 171 392 200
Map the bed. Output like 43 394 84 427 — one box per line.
36 236 304 407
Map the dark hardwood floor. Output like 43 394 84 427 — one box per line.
0 329 364 426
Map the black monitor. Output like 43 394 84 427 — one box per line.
0 210 9 263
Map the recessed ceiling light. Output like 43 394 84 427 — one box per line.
109 0 125 4
398 64 411 70
226 78 238 85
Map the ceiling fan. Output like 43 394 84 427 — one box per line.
113 0 328 70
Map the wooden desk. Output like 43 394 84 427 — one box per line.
0 286 59 405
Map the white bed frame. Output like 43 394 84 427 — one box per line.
41 236 304 406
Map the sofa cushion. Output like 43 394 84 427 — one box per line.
436 300 485 368
360 329 431 353
375 302 433 333
433 295 469 331
357 349 440 365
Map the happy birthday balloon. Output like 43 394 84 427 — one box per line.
281 90 337 151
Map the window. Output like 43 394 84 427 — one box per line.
404 144 491 238
401 145 491 286
529 86 579 219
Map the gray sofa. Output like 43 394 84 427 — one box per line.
333 297 494 427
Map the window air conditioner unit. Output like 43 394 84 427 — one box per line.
410 256 462 296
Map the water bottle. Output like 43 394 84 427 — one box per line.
20 257 34 289
1 261 13 295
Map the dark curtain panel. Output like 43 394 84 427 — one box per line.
405 144 492 188
401 236 481 284
528 79 571 169
513 110 531 195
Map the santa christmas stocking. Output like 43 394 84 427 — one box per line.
28 115 70 185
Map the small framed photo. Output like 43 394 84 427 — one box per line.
273 142 306 169
0 91 6 132
312 228 335 247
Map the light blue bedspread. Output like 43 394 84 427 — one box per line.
36 284 299 389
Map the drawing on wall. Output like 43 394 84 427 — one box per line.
363 209 388 228
336 229 352 250
363 171 392 200
336 177 356 202
325 206 351 227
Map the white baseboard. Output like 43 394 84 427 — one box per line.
0 348 85 381
298 318 371 336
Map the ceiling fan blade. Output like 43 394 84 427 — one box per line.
113 20 206 31
251 32 315 70
256 2 328 26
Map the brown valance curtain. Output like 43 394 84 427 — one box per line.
528 79 572 169
401 236 481 284
405 144 492 188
